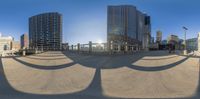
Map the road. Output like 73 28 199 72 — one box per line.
0 51 200 99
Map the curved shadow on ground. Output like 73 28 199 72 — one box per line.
32 54 65 57
62 51 189 71
12 57 76 70
12 53 99 70
31 52 65 57
10 51 184 71
0 51 196 99
192 58 200 98
0 58 25 97
0 58 116 99
127 57 189 71
141 55 179 60
25 56 68 60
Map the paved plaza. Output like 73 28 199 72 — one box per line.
0 51 200 99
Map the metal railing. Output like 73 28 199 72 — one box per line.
69 42 108 53
67 41 141 55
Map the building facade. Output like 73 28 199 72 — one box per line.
161 40 168 45
167 35 179 49
12 41 20 51
0 34 13 52
107 5 151 52
29 12 62 51
198 33 200 52
167 35 179 44
20 33 29 49
156 30 162 43
186 38 197 51
150 37 154 44
62 43 69 50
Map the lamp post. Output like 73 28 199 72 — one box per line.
183 26 188 55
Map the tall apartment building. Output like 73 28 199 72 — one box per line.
29 12 62 50
198 32 200 52
107 5 151 51
20 33 28 49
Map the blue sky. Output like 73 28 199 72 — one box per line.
0 0 200 45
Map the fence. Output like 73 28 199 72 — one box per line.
69 41 107 53
67 41 141 54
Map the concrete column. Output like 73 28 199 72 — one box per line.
110 41 113 51
67 45 69 51
118 45 121 52
71 45 74 51
89 41 92 53
198 33 200 52
41 46 43 52
125 42 128 52
35 48 38 54
109 41 113 54
77 43 80 53
23 50 26 56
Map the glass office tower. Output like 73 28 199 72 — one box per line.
107 5 151 51
29 12 62 51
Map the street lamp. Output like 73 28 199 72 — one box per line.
183 26 188 55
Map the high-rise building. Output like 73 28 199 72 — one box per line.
198 32 200 52
20 33 28 49
12 41 20 51
156 30 162 43
107 5 151 51
150 37 154 44
167 35 180 50
167 35 179 44
29 12 62 51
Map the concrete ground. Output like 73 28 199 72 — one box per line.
0 51 200 99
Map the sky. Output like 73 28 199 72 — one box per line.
0 0 200 45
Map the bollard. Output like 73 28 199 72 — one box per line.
35 47 38 54
23 50 26 56
77 43 80 53
89 41 92 53
118 45 121 52
125 42 128 53
71 45 74 51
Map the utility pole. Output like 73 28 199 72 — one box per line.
183 26 188 55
